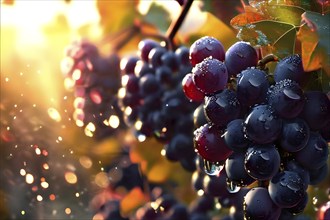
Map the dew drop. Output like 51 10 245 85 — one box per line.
226 181 241 193
216 98 227 108
248 77 261 87
283 88 300 100
206 44 213 51
203 159 223 176
260 152 270 160
287 182 300 192
258 114 267 122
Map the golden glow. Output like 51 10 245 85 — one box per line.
64 172 77 184
21 210 25 215
1 1 101 111
48 108 62 122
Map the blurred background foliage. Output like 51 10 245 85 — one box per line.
1 0 329 219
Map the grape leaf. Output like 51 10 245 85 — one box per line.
237 20 297 58
96 0 138 34
249 0 312 10
143 2 171 34
202 0 244 25
230 7 267 28
120 187 148 216
297 11 330 76
257 4 306 26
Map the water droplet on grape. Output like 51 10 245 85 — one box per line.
226 181 240 193
287 182 300 192
283 88 300 100
260 152 270 160
203 159 223 176
248 77 261 87
258 114 267 122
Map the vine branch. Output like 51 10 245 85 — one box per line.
166 0 194 49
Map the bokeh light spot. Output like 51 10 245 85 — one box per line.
64 172 77 184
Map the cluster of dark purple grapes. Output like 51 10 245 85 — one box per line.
182 36 330 219
133 188 215 220
92 153 144 220
61 39 125 139
118 39 200 171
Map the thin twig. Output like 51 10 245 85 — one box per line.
166 0 194 49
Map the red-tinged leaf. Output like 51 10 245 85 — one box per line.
230 11 267 28
297 11 330 76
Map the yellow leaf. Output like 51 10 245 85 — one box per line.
96 0 138 34
120 187 148 216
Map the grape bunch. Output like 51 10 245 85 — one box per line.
118 39 200 171
61 39 125 139
133 187 215 220
182 36 330 219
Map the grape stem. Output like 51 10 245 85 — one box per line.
166 0 194 49
258 180 268 187
257 54 279 70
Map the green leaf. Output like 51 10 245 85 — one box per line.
143 2 171 34
249 0 312 11
258 4 306 26
202 0 243 25
297 11 330 76
237 20 297 58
